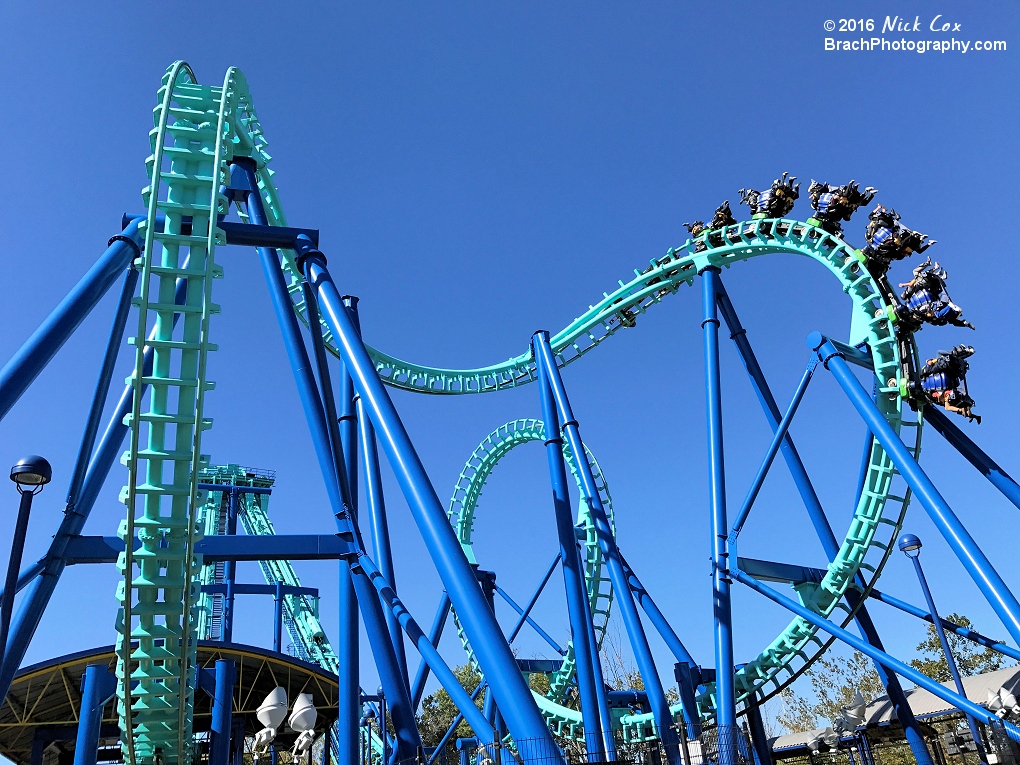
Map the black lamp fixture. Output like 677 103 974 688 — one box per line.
9 456 52 491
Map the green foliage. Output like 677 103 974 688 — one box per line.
777 650 885 733
417 663 484 751
909 612 1012 682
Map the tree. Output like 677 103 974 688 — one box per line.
909 612 1013 682
417 662 484 751
777 650 885 733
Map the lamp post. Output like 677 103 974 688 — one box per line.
2 456 50 667
899 533 988 765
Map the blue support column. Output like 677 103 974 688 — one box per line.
274 581 284 653
352 299 410 692
222 488 240 643
718 288 932 765
66 265 139 508
299 247 557 757
534 342 607 759
532 333 679 765
336 297 364 755
907 549 988 765
701 268 736 759
242 163 420 762
576 548 616 760
411 593 452 710
0 221 142 422
745 692 772 765
923 406 1020 512
360 406 410 688
210 660 237 765
73 664 118 765
811 333 1020 645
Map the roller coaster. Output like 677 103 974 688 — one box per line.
0 61 1019 765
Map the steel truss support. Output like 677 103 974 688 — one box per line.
533 332 680 765
243 167 420 761
923 405 1020 512
810 332 1020 646
718 286 932 765
733 567 1020 742
534 332 610 758
299 244 557 758
0 220 142 422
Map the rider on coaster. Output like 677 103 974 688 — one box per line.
918 344 981 423
807 179 876 237
862 204 936 280
897 257 974 331
739 173 800 219
684 200 737 251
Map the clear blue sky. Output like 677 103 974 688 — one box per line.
0 0 1017 734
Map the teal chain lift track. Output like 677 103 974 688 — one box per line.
111 61 926 761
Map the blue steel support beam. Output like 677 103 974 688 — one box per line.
300 247 557 757
334 295 363 759
719 288 931 764
355 553 496 743
222 488 240 643
72 663 118 765
0 220 142 422
576 544 616 761
358 391 410 691
869 589 1020 662
729 358 817 540
61 534 357 564
908 553 988 764
534 343 608 757
0 261 190 705
923 406 1020 512
274 581 284 653
533 332 680 765
66 266 139 508
701 267 736 756
411 593 451 711
495 587 565 656
210 660 237 765
810 332 1020 646
507 555 560 644
241 163 420 761
201 583 318 597
619 554 695 665
428 684 487 765
732 567 1020 741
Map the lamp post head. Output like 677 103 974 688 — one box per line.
898 533 922 558
10 456 51 492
